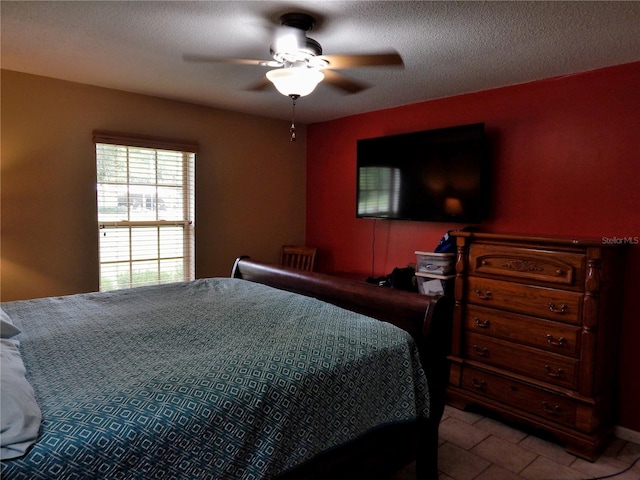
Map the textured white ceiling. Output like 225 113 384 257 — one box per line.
2 1 639 123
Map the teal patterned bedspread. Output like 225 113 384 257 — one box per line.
1 278 429 479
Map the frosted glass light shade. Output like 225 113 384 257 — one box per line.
266 68 324 97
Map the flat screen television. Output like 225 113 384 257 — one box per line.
356 123 490 223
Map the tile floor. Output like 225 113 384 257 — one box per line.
392 405 640 480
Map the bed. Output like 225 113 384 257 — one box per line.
1 257 452 480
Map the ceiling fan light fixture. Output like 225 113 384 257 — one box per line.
266 67 324 97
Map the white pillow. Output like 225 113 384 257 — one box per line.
0 307 20 339
0 337 42 459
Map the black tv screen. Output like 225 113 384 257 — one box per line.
356 123 490 223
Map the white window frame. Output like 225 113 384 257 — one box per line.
94 131 197 291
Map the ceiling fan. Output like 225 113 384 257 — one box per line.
183 12 404 98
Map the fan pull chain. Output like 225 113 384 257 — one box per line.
289 95 298 142
289 94 299 142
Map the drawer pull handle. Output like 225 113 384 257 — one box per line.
546 334 566 347
471 378 486 390
548 302 568 314
542 402 562 416
474 318 491 328
473 345 489 357
475 289 492 300
545 365 564 378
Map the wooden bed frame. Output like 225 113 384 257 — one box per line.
232 257 453 480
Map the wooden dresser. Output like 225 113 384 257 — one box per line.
447 232 626 460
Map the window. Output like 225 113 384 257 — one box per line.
94 131 197 291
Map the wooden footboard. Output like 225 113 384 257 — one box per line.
231 257 450 352
232 257 453 480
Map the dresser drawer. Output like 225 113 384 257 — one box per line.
460 366 577 427
469 243 585 289
465 305 581 357
464 332 579 389
467 277 582 324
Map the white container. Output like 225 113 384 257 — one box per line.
416 276 446 295
415 251 455 275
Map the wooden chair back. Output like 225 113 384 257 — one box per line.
280 245 317 272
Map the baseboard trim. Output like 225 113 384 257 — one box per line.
615 425 640 445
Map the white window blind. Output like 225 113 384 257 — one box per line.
94 131 197 291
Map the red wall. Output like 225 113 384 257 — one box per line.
306 62 640 432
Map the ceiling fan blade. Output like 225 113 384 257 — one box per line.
319 52 404 69
183 54 279 67
244 77 273 92
322 70 369 94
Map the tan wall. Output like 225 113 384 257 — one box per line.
1 70 307 301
